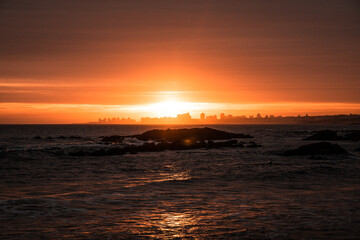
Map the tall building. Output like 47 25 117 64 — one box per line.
177 113 192 121
220 113 225 120
200 112 205 121
206 115 217 120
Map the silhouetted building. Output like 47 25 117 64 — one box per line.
92 113 360 125
177 113 192 122
99 118 106 124
98 117 136 124
220 113 225 120
206 115 217 121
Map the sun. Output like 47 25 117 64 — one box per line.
147 101 196 117
127 100 214 118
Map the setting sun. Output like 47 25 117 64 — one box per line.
150 101 191 117
131 101 205 118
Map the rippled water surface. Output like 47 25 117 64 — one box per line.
0 125 359 239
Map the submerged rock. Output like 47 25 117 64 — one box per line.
304 130 360 141
282 142 348 156
101 135 124 143
246 141 262 148
303 130 339 141
68 135 82 139
70 147 128 156
343 131 360 141
207 139 239 149
131 127 253 142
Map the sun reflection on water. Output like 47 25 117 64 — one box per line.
157 212 198 238
123 164 191 188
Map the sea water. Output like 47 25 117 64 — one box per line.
0 124 359 239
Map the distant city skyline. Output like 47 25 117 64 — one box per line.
90 112 360 125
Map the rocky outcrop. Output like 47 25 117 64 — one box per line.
304 130 360 141
101 135 124 143
71 127 254 156
130 127 253 142
69 139 249 156
100 127 252 144
282 142 348 156
343 131 360 141
303 130 339 141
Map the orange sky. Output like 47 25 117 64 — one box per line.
0 0 359 123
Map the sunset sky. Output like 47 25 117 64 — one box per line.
0 0 359 123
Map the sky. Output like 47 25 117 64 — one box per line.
0 0 359 123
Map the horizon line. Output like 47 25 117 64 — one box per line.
2 113 359 125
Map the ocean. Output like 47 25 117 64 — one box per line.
0 124 359 239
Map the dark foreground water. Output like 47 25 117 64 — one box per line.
0 124 359 239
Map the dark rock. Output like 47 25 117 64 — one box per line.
308 155 327 160
207 140 238 149
89 149 108 156
196 140 208 148
69 136 82 139
108 148 127 155
137 142 158 152
246 142 262 148
131 127 253 142
215 140 238 148
155 141 172 151
343 131 360 141
282 142 348 156
304 130 360 141
33 136 42 139
72 128 254 156
70 138 245 156
101 135 124 143
303 130 339 141
70 147 128 156
69 150 87 156
168 140 192 150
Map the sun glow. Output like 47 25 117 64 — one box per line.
144 101 200 117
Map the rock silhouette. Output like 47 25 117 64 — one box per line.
69 139 248 156
304 130 360 141
131 127 253 142
303 130 339 141
282 142 348 156
343 131 360 141
72 127 252 156
246 141 262 148
101 135 124 143
100 127 252 144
